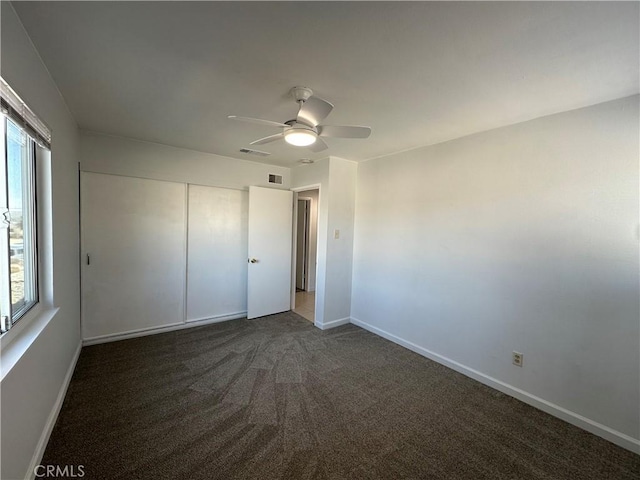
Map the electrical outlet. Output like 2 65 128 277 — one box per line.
512 351 523 367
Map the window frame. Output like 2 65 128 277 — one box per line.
0 76 49 336
0 116 40 331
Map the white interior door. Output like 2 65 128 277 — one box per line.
81 172 187 340
247 186 293 319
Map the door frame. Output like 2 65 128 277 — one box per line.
290 184 320 317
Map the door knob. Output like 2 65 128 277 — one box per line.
249 258 258 263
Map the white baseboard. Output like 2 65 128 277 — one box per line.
26 341 82 480
350 317 640 454
316 317 350 330
83 311 247 346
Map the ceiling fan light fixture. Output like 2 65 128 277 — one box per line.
284 129 317 147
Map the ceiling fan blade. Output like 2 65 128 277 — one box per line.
228 115 288 128
318 125 371 139
297 96 334 127
308 137 328 152
250 133 284 145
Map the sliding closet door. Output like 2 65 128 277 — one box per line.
81 172 186 340
186 185 248 322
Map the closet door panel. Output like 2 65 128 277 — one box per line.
187 185 248 321
81 172 186 340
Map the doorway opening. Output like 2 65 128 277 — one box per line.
293 188 319 323
296 198 310 292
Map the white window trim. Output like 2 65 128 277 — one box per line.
0 142 55 380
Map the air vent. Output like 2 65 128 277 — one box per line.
268 174 283 185
239 148 271 157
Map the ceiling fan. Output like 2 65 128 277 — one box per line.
228 86 371 152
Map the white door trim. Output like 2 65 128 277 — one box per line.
290 184 321 323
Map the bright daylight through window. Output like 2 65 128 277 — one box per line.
0 78 50 334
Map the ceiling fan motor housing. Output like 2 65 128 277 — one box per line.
284 120 317 133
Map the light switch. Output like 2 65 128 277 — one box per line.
334 229 340 239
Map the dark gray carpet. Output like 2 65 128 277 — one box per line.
42 312 639 479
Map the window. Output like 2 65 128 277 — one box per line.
0 78 50 334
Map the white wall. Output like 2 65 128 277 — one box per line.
298 189 318 292
351 96 640 451
325 158 357 324
80 131 290 190
1 3 81 479
292 157 357 329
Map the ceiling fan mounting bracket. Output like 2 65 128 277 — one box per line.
290 86 313 104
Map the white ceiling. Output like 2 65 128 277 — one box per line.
12 1 639 167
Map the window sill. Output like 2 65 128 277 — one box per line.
0 305 59 381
